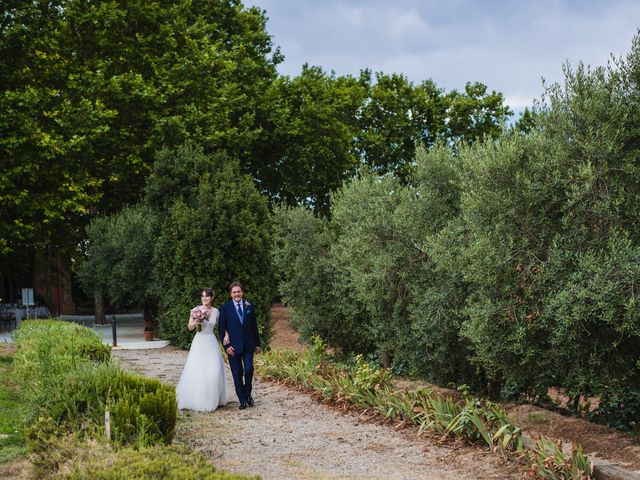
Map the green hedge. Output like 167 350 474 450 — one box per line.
14 320 176 446
62 444 259 480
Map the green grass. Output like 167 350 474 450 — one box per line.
0 350 28 463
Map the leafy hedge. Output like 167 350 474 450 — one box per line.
13 320 176 447
12 319 258 478
274 33 640 429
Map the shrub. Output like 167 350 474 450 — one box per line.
14 320 176 447
27 361 176 447
153 150 274 350
107 368 177 446
62 444 259 480
13 320 111 422
589 387 640 434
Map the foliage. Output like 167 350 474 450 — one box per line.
527 438 592 480
76 204 160 313
63 444 259 480
456 132 563 396
400 146 479 386
25 416 101 475
272 206 372 354
330 170 415 367
458 45 640 401
12 320 248 479
589 387 640 434
13 320 111 408
0 348 27 464
153 147 274 349
258 65 367 215
355 73 512 180
274 33 640 430
0 0 281 265
14 320 176 447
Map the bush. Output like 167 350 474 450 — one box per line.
24 361 176 447
107 368 177 446
25 422 255 480
13 320 111 422
590 387 640 434
14 320 176 447
152 147 274 349
62 444 259 480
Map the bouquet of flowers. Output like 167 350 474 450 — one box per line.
190 305 209 332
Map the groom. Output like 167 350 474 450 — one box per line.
219 282 261 409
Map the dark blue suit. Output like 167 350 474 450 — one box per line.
218 299 261 405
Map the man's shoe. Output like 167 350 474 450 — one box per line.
247 396 254 407
239 402 247 410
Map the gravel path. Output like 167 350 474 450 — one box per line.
112 346 526 479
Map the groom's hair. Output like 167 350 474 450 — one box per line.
229 282 243 292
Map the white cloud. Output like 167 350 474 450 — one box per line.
250 0 639 109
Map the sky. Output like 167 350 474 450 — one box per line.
247 0 639 115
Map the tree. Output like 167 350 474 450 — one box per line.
255 65 367 215
152 146 274 349
356 74 512 180
272 206 373 354
329 171 416 367
1 0 281 265
457 132 564 398
444 81 512 144
76 204 160 329
356 73 446 179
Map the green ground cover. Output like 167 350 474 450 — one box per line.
0 347 27 463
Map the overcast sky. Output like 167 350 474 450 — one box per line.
248 0 638 114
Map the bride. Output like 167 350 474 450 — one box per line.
176 288 228 411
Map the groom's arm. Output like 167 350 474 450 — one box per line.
218 305 227 344
251 309 261 350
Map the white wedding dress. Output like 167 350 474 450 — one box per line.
176 308 228 411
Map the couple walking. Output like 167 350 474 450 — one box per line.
176 282 261 411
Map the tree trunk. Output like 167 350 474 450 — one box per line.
487 379 502 401
94 286 107 324
143 300 156 340
381 350 392 369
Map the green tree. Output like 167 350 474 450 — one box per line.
1 0 280 263
399 146 480 385
329 171 416 367
256 65 367 215
356 74 512 180
356 73 445 179
457 132 564 398
152 147 274 349
272 206 373 354
535 52 640 403
76 204 160 328
443 81 512 144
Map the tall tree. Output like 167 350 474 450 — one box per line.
255 65 367 215
1 0 281 265
356 74 512 180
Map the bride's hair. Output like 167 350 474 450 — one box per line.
200 288 215 300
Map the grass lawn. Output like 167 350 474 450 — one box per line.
0 345 27 463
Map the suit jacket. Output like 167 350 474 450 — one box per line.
218 299 261 354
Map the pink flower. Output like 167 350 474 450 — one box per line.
190 305 209 331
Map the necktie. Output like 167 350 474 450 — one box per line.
236 303 243 324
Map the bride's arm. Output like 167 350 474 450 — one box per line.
187 315 197 331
